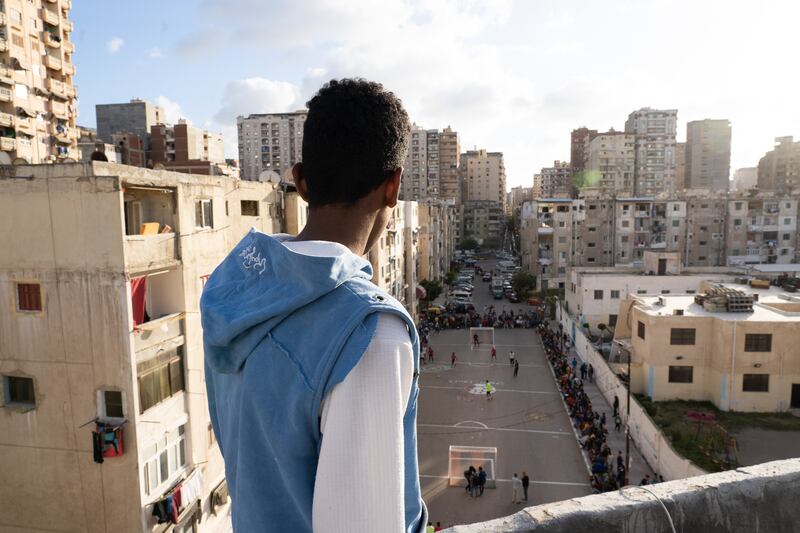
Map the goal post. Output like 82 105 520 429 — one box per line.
448 445 497 488
469 327 495 349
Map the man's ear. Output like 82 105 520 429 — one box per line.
384 168 403 208
293 163 310 202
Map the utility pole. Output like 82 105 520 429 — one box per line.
625 351 631 486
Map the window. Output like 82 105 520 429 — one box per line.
621 236 629 243
11 33 24 48
784 218 791 225
742 374 769 392
594 290 603 300
195 199 214 228
668 366 693 383
744 334 772 352
783 234 790 241
637 289 646 294
622 220 630 228
610 290 620 299
637 321 646 339
3 375 35 407
240 200 259 216
661 290 671 295
672 220 679 227
9 8 22 25
734 202 742 210
609 314 618 327
99 390 125 420
137 348 185 413
670 328 696 345
142 425 187 496
734 219 741 226
16 283 42 312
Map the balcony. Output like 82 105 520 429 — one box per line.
51 124 71 144
63 62 75 75
45 55 62 71
0 137 15 151
42 9 59 26
50 100 68 120
0 38 8 53
0 87 11 102
0 12 6 25
62 19 73 32
44 32 61 48
15 118 33 136
47 78 66 97
63 39 75 53
133 312 184 354
0 112 14 128
538 226 554 235
64 84 76 98
124 232 180 274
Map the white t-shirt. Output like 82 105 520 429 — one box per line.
282 240 414 533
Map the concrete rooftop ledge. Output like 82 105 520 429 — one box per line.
447 459 800 533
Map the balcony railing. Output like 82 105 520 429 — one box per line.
0 39 8 53
63 39 75 53
0 137 16 151
42 9 59 26
62 19 73 32
0 87 11 102
63 62 75 75
47 78 66 97
0 112 14 128
124 233 180 274
44 32 61 48
45 55 62 71
133 312 184 354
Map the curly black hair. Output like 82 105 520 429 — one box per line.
301 78 411 207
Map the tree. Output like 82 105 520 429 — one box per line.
511 271 537 297
445 270 458 285
459 238 479 250
420 279 442 303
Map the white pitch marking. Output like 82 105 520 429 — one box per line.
453 420 489 429
420 385 558 395
418 423 571 436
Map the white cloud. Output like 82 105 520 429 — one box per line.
155 95 189 125
147 47 163 59
196 0 800 186
106 37 124 54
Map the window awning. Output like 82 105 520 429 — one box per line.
16 107 38 118
13 58 31 71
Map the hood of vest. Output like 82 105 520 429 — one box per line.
200 230 373 374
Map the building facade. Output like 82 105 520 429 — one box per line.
675 142 686 191
534 160 573 198
0 0 79 163
758 136 800 192
0 162 282 532
150 121 233 176
96 99 164 149
732 167 758 192
401 125 460 202
237 111 307 181
616 283 800 412
417 199 457 284
625 108 678 196
685 119 732 192
570 127 598 173
585 132 635 196
725 196 798 265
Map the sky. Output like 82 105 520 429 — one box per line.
72 0 800 189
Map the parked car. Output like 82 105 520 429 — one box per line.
508 292 521 303
527 297 543 306
449 290 472 299
492 288 504 299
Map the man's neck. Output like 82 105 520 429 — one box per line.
294 207 375 256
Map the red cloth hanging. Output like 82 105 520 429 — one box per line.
131 277 147 326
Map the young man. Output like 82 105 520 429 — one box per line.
485 380 493 400
490 345 497 361
513 359 520 377
511 473 522 504
201 79 426 532
521 472 530 501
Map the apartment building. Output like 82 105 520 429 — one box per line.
685 119 732 192
150 120 234 176
77 126 121 163
725 196 798 265
367 201 420 319
570 127 598 172
614 198 686 266
0 0 79 163
0 162 282 532
565 251 741 329
683 192 727 266
519 198 574 290
237 110 307 181
584 132 635 196
625 108 678 195
417 199 457 283
758 136 800 192
461 148 506 209
508 185 533 220
96 99 164 149
534 160 573 198
732 167 758 192
438 126 460 203
572 195 615 267
615 282 800 412
675 142 686 191
462 200 505 248
401 125 460 203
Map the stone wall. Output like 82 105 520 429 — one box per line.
450 459 800 532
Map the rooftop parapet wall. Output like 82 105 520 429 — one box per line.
449 458 800 533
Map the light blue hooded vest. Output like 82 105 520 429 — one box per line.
201 230 426 532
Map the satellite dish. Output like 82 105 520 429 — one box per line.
0 152 12 165
258 170 281 183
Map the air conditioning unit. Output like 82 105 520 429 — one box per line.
674 309 684 316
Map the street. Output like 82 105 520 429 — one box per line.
417 258 591 528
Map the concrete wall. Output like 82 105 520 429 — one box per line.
560 309 707 482
450 459 800 533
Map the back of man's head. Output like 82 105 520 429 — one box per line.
302 78 411 208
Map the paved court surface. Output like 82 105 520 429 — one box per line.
417 260 591 528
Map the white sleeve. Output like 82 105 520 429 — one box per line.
312 313 414 533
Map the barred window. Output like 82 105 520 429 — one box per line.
668 366 693 383
744 334 771 352
670 328 696 345
742 374 769 392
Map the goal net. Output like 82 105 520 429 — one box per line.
448 445 497 488
468 327 495 349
